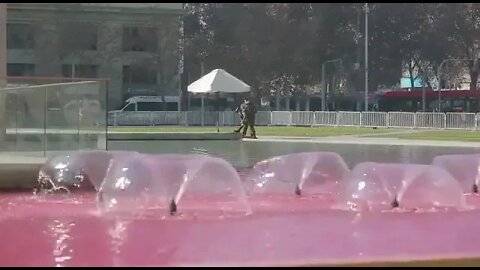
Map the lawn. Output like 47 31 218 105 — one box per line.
109 126 396 137
376 129 480 142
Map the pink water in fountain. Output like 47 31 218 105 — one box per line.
432 154 480 193
2 151 480 266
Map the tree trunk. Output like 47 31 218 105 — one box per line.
250 83 260 108
470 69 479 91
71 63 76 81
408 65 416 90
329 76 337 110
425 77 432 89
180 69 188 111
369 72 380 100
275 90 280 111
470 69 480 111
295 98 301 111
305 95 310 111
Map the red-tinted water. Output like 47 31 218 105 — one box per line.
2 191 480 266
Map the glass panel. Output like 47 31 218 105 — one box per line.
46 83 80 154
0 78 108 157
14 86 46 156
4 91 17 151
77 81 107 150
96 80 108 151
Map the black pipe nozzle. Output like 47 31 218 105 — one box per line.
294 185 302 196
169 199 177 215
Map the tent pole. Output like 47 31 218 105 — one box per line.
216 92 220 132
201 94 205 126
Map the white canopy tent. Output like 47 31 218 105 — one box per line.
187 68 251 94
187 69 251 126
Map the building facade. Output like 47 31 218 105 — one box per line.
6 3 184 109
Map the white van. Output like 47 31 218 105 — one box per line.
113 96 180 112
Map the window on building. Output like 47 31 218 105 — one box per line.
7 63 35 76
123 65 157 84
122 26 157 52
7 23 35 49
62 64 98 78
59 22 98 51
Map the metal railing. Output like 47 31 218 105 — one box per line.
108 110 480 131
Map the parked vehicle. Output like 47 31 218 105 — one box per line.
111 96 180 112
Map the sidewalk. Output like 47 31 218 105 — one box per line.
250 135 480 148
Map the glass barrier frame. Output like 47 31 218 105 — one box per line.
0 76 109 157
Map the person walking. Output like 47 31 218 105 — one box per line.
233 100 246 133
235 97 257 139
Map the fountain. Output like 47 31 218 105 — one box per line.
339 162 467 211
36 151 134 194
96 152 153 215
246 152 349 196
97 153 251 217
14 150 480 266
432 154 480 193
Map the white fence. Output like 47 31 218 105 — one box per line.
108 111 480 130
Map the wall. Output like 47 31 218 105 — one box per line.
6 3 183 110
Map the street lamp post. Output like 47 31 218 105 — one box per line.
321 58 342 111
364 3 369 111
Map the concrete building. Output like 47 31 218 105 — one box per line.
6 3 184 109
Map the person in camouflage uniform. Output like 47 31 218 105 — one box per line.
234 97 257 139
233 103 246 133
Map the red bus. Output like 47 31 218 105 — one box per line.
376 89 480 112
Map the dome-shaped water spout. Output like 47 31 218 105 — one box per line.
339 162 467 211
432 154 480 193
246 152 349 196
97 153 251 217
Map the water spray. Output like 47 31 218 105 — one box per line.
35 172 71 195
98 191 104 203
